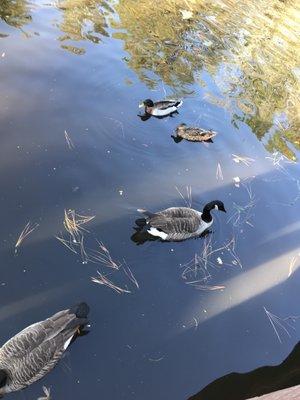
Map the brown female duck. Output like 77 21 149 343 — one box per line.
172 123 217 143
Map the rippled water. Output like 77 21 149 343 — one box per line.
0 1 300 399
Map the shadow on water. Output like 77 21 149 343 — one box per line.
188 340 300 400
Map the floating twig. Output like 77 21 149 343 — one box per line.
15 222 39 254
216 162 223 181
288 255 299 278
64 130 75 150
193 317 199 330
227 182 256 228
232 154 255 166
263 307 294 344
148 356 165 362
55 235 78 254
123 262 139 289
91 271 131 294
186 281 225 291
175 185 192 208
37 386 51 400
181 235 242 289
88 240 121 269
63 209 95 244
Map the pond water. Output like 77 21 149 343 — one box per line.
0 1 299 399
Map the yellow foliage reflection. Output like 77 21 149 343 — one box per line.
0 0 31 28
0 0 299 159
114 0 300 159
56 0 112 54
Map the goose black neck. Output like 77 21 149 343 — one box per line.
202 205 213 223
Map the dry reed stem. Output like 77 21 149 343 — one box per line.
181 235 242 290
263 307 293 344
37 386 51 400
232 154 255 166
79 236 89 264
63 209 95 243
15 222 39 253
216 162 223 180
87 240 121 269
91 271 131 294
186 281 225 291
55 235 78 254
175 185 192 208
288 255 299 278
123 262 139 289
227 182 256 228
64 130 75 150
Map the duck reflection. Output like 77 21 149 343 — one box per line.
188 341 300 400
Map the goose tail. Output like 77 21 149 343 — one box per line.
137 209 157 219
147 227 168 240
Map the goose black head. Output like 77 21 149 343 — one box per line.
0 370 7 388
139 99 154 108
202 200 226 222
205 200 226 212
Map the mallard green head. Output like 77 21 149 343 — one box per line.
139 99 154 108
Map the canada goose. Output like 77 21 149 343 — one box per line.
0 303 89 396
136 200 226 242
138 99 183 118
172 123 217 143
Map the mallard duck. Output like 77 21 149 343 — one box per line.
136 200 226 242
172 123 217 143
0 303 89 396
139 99 183 117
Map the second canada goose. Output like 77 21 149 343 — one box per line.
172 123 217 143
136 200 226 242
0 303 89 396
139 98 183 117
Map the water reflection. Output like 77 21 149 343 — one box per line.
114 0 300 160
56 0 112 54
0 0 298 159
0 0 31 28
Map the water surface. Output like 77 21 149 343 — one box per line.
0 1 300 399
